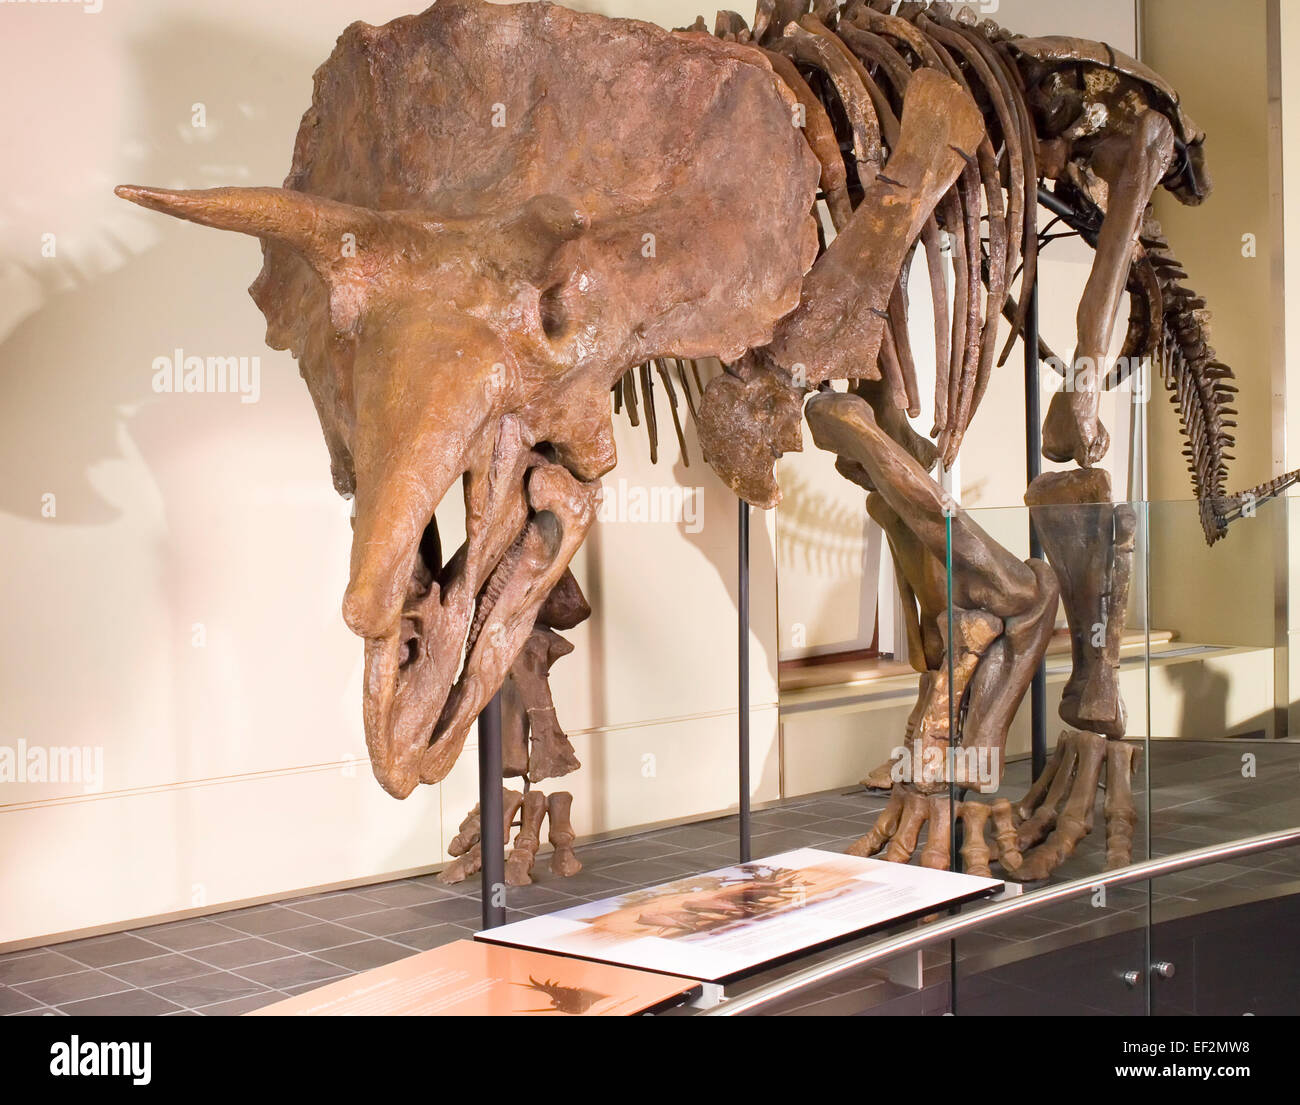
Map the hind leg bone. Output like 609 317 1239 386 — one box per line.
807 392 1058 869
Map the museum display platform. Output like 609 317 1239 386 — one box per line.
4 740 1297 1017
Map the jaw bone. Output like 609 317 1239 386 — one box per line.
418 460 599 787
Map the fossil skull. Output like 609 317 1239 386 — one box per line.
117 0 818 797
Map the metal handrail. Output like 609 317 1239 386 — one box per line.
703 826 1300 1016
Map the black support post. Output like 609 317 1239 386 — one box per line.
1024 282 1048 779
477 691 506 930
738 498 752 863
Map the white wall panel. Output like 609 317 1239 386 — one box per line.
0 0 777 946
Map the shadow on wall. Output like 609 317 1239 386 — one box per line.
0 18 421 899
1160 662 1232 742
0 15 316 525
775 465 872 584
670 388 778 658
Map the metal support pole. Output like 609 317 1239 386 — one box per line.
1024 281 1048 779
738 498 752 863
477 691 506 930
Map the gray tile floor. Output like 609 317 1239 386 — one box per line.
3 739 1298 1016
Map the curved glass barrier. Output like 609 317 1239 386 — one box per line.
698 830 1299 1016
738 490 1296 1016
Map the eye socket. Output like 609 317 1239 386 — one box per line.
538 283 570 341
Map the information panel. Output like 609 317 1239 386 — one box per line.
248 940 699 1016
475 848 1002 981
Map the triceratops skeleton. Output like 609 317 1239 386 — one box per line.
116 0 1297 883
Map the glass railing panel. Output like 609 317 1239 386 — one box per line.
701 834 1300 1017
944 497 1155 1012
942 500 1153 886
1145 495 1296 857
1147 846 1300 1015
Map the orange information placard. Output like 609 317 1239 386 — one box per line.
247 940 698 1016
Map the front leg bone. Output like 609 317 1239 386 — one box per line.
909 608 1002 794
505 790 548 887
439 788 524 885
1026 468 1135 737
510 627 582 783
547 791 582 877
1043 110 1176 466
809 391 1057 798
1104 740 1140 869
1015 731 1108 881
501 674 530 778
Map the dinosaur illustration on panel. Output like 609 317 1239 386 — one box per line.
116 0 1297 883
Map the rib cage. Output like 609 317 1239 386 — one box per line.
614 0 1290 545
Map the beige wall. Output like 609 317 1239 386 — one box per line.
0 0 778 947
779 0 1291 661
777 0 1139 660
1141 0 1284 667
1279 0 1300 729
778 0 1298 796
3 0 1292 948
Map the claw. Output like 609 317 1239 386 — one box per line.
1104 741 1140 869
849 790 904 857
958 801 993 877
439 788 523 884
919 795 952 869
886 790 930 862
989 797 1022 873
851 789 1003 876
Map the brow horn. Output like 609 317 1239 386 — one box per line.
114 184 379 275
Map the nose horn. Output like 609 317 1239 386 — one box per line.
342 578 403 640
342 474 446 640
